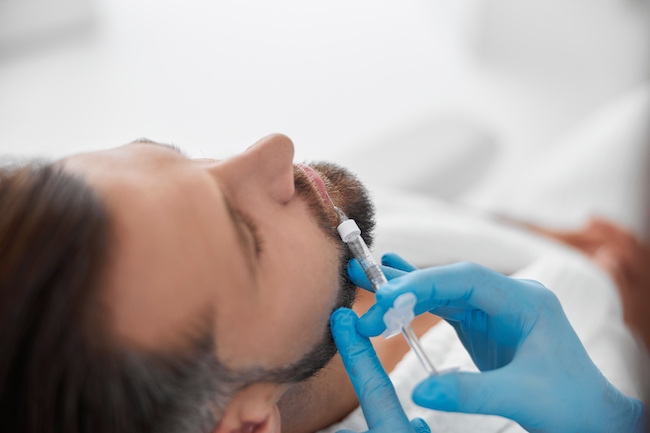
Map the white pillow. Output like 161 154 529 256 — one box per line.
459 82 650 236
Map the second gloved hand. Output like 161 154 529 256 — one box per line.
348 254 645 433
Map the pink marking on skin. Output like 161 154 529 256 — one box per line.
296 164 334 209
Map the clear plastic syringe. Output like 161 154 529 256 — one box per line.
334 207 438 376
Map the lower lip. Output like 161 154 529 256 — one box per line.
296 164 333 206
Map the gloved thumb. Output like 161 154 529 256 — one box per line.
409 417 431 433
412 370 519 418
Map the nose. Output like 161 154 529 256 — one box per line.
210 134 296 204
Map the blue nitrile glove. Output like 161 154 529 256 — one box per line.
347 252 414 293
348 254 646 433
330 308 430 433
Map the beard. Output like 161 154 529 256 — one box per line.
263 161 375 384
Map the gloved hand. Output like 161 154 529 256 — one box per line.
348 253 646 433
330 307 430 433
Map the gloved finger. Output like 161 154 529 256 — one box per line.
356 302 387 337
374 262 536 320
409 417 431 433
347 259 408 292
347 259 374 292
412 369 524 420
337 419 430 433
381 252 418 272
331 308 412 430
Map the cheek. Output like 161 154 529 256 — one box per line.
262 228 340 345
215 199 343 369
217 209 339 368
248 215 341 366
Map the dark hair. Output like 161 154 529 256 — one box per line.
0 163 245 433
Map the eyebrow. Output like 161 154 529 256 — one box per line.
221 193 258 277
131 138 185 155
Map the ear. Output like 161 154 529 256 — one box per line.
214 382 288 433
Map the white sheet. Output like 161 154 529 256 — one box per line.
320 189 646 432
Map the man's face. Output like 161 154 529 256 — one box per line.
61 134 373 380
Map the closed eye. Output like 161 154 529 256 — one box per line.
236 210 264 257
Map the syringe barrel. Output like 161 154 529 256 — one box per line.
346 234 388 292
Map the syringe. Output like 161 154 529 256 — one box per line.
334 207 439 376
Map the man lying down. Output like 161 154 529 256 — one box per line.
0 134 383 432
0 134 644 433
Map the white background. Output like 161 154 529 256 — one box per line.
1 0 648 163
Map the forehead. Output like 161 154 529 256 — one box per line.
62 144 255 351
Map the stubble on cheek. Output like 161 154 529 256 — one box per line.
292 164 371 314
293 162 375 313
264 163 374 383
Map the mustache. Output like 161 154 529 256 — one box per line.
293 162 375 249
292 166 340 243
